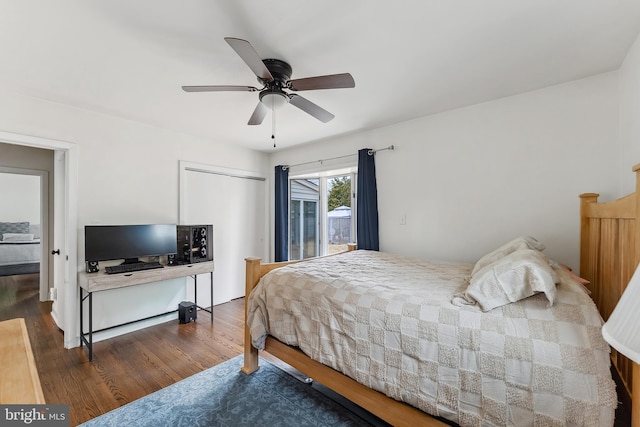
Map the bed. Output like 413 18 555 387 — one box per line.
579 163 640 426
242 163 640 426
0 222 41 277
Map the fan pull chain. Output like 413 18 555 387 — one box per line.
271 98 277 148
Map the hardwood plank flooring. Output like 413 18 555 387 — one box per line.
0 273 245 426
0 273 632 427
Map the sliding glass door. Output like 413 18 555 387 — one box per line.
289 179 319 260
289 173 355 260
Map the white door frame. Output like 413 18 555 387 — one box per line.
0 131 78 349
0 166 49 301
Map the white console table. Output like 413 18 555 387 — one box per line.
78 261 214 361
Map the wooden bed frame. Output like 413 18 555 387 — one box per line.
242 245 448 426
242 162 640 426
580 162 640 427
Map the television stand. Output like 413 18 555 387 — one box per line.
78 261 214 361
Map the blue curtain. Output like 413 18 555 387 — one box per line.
357 148 379 250
274 165 289 261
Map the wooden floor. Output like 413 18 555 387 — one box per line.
0 273 247 426
0 273 632 427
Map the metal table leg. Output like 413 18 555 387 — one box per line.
79 289 94 361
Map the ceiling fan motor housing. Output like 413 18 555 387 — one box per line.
258 59 293 108
260 59 293 87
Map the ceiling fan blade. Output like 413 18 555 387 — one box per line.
248 101 268 125
182 85 259 92
288 73 355 91
289 94 335 123
224 37 274 81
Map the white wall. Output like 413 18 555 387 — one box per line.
0 88 269 344
620 31 640 195
270 72 621 272
0 173 40 223
0 55 629 344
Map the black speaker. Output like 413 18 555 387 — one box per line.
176 225 213 264
86 261 99 273
178 301 197 323
167 254 176 266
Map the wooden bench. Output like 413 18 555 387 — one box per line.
0 318 45 404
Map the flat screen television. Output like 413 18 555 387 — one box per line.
85 224 177 264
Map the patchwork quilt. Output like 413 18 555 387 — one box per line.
247 250 616 426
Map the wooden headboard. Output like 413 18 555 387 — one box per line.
580 162 640 425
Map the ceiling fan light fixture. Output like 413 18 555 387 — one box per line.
182 38 354 126
260 91 289 110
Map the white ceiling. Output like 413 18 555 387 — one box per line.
1 1 639 152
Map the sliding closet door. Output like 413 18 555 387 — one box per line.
182 168 266 305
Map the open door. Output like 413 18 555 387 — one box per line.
49 150 67 330
38 171 49 302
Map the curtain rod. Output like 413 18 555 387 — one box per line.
282 153 355 171
281 145 394 171
368 145 395 156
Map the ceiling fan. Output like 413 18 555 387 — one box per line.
182 37 355 125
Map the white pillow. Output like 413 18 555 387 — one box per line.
2 233 35 242
471 236 546 276
465 248 557 312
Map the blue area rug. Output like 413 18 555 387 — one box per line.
79 355 380 427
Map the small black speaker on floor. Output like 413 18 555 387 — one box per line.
178 301 197 324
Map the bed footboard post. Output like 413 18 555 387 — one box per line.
241 257 262 374
635 163 640 268
579 193 599 280
634 163 640 427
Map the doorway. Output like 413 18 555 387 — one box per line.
288 172 356 260
0 131 78 349
289 178 319 260
0 168 49 300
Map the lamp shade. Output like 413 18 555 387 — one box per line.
602 263 640 364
